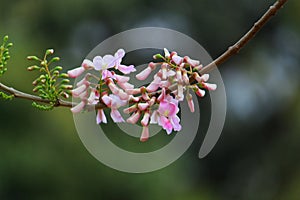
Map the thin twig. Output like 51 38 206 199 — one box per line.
0 0 288 109
200 0 288 74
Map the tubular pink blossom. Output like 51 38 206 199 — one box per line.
150 110 159 124
161 63 168 80
195 87 206 97
201 74 210 82
138 103 149 111
88 90 97 104
118 90 129 100
186 93 195 112
176 68 183 83
118 82 134 90
71 84 87 97
157 88 166 102
78 90 88 99
140 126 149 142
102 95 112 107
148 62 157 70
141 112 150 126
194 64 203 71
118 64 136 74
182 70 190 85
203 83 217 91
146 76 161 92
82 59 94 69
136 66 152 80
123 105 138 114
67 67 85 78
71 101 85 113
96 109 107 124
115 74 130 83
177 84 184 101
126 88 141 95
76 77 89 87
148 97 156 106
126 111 141 124
129 95 140 102
183 56 200 67
107 79 120 95
172 55 183 65
110 109 125 123
164 48 170 58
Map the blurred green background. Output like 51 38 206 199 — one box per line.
0 0 299 199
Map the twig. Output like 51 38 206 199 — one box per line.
0 0 288 109
200 0 288 74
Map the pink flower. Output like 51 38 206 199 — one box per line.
140 126 149 142
71 84 88 97
186 93 194 112
111 109 125 123
126 111 141 124
67 67 85 78
117 64 136 74
96 109 107 124
102 94 127 123
202 83 217 91
172 54 183 65
114 49 136 74
146 76 161 92
115 74 130 83
136 66 152 80
138 102 149 111
141 112 150 126
123 104 138 114
164 48 170 58
156 98 181 134
118 82 134 91
93 55 115 71
195 86 206 97
71 101 85 113
183 56 200 67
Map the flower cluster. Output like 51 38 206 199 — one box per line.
68 48 217 142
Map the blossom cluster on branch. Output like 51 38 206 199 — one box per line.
68 49 217 141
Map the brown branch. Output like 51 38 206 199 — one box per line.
0 82 73 108
0 0 288 109
200 0 288 74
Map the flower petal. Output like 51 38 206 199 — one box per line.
118 64 136 74
140 126 149 142
136 67 152 80
96 109 107 124
67 67 85 78
110 109 125 123
71 101 85 113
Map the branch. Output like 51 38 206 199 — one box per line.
200 0 288 74
0 82 73 107
0 0 288 109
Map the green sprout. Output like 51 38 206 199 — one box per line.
27 49 72 110
0 35 13 77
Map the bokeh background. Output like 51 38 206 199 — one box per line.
0 0 299 199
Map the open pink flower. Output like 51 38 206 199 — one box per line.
156 98 181 134
102 94 127 123
114 49 136 74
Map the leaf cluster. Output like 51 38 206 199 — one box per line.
27 49 72 110
0 35 13 77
